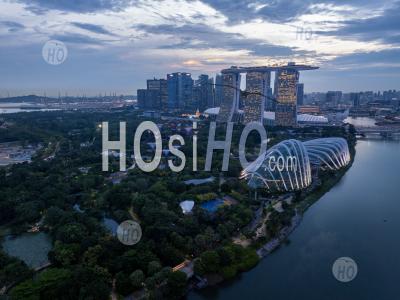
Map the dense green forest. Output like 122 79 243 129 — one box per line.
0 110 355 299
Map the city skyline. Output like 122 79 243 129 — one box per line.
1 0 400 96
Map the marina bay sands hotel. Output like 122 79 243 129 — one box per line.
217 62 318 126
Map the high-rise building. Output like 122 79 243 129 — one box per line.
137 89 147 109
146 78 167 109
326 91 342 107
297 83 304 106
265 86 274 111
194 74 214 111
160 79 168 110
207 77 215 108
217 72 240 123
243 71 270 124
350 92 361 107
215 74 223 107
275 68 299 126
167 72 193 110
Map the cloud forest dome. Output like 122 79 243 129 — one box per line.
303 137 351 170
241 138 350 192
241 139 311 192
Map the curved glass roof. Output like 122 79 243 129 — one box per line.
241 137 350 191
303 137 350 170
241 139 311 192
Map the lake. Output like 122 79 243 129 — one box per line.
190 125 400 299
2 232 52 269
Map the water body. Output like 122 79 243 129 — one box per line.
73 203 119 236
0 103 59 114
200 199 224 213
0 108 60 114
190 131 400 299
345 116 377 127
103 217 119 236
2 232 52 269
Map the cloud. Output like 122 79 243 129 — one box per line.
18 0 135 13
316 1 400 45
50 33 106 45
134 23 298 57
1 21 25 32
71 22 115 36
0 0 399 94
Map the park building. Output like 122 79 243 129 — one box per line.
241 137 350 192
204 108 328 125
241 139 312 192
303 138 351 170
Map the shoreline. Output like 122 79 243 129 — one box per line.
191 137 357 294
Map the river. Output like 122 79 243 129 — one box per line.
190 124 400 300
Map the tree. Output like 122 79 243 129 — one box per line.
50 241 80 266
147 261 162 276
221 265 237 279
115 272 133 296
82 245 103 267
200 250 220 273
11 268 73 300
45 206 65 227
167 271 187 299
71 265 111 300
193 258 205 276
129 269 145 290
217 247 235 266
56 223 87 244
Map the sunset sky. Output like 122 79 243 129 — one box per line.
0 0 399 96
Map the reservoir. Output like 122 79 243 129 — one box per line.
2 232 52 269
190 126 400 299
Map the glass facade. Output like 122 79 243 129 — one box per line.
303 138 350 170
217 72 240 123
167 72 193 110
243 71 270 124
275 69 299 127
146 78 167 110
241 139 311 192
242 138 350 191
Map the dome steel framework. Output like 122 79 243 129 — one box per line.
303 138 350 170
241 137 350 192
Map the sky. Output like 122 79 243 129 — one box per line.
0 0 399 97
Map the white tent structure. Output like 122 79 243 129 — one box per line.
180 200 195 214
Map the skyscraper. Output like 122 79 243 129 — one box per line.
350 92 360 107
297 83 304 106
326 91 342 107
217 72 240 123
207 77 215 108
167 72 193 110
160 79 168 110
147 78 167 109
137 89 147 109
243 71 270 124
194 74 213 111
215 74 223 107
275 68 299 127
